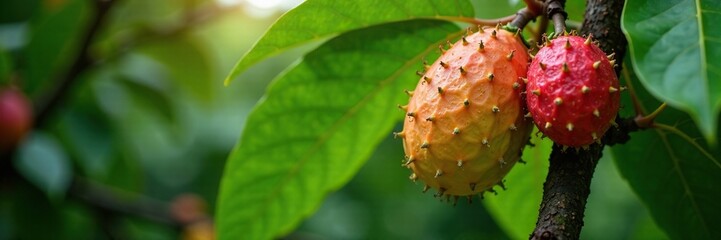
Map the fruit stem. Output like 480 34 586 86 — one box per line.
635 102 667 128
509 7 538 30
545 0 568 36
524 0 544 15
621 64 648 116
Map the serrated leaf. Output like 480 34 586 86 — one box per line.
611 66 721 239
621 0 721 143
216 20 463 240
484 133 551 240
224 0 475 85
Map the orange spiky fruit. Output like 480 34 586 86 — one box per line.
397 27 532 198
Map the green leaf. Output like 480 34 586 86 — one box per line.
612 108 721 239
564 1 586 21
629 214 670 240
474 0 522 18
0 45 12 84
23 0 89 96
621 0 721 143
13 132 73 200
116 75 176 124
484 133 552 240
611 65 721 239
139 37 215 103
0 0 41 23
107 0 182 28
582 150 668 239
58 112 114 178
216 20 463 240
224 0 475 85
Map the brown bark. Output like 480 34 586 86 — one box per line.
530 0 629 239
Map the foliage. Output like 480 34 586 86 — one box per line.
483 134 551 240
219 0 721 239
0 0 719 239
0 0 281 238
612 61 721 239
623 1 721 143
223 0 475 85
217 19 467 239
622 0 721 143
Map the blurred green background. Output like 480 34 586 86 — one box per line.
0 0 666 239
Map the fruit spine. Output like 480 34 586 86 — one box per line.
397 26 532 199
525 35 620 147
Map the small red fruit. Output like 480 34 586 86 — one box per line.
0 87 33 151
526 35 620 147
398 26 532 198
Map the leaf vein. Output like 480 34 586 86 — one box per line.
245 27 466 233
694 0 710 117
387 0 413 19
656 127 712 236
700 9 721 15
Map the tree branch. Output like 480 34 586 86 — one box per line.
580 0 628 73
32 1 242 128
531 0 628 239
68 177 181 227
34 0 117 128
510 7 538 30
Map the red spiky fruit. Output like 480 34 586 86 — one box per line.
0 87 33 151
526 35 620 147
397 27 532 198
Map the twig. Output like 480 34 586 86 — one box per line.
531 0 628 239
635 103 667 128
33 0 117 127
621 65 647 116
69 177 182 227
544 0 568 35
509 7 539 30
524 0 544 15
